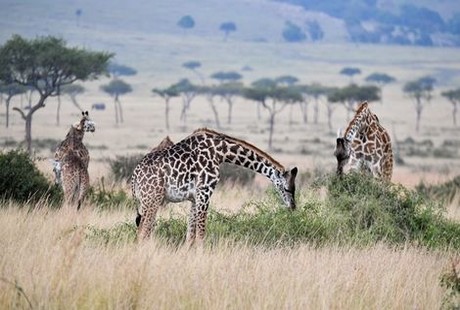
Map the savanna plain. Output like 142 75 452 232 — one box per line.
2 2 460 308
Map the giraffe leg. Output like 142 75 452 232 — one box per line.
77 169 90 210
137 194 163 241
189 187 214 246
186 202 198 247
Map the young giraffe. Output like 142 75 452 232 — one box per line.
53 111 95 209
334 101 393 181
132 128 298 245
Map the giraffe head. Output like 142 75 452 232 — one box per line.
273 167 298 209
334 135 351 176
74 111 95 133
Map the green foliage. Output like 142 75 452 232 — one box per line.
100 79 133 97
177 15 195 30
84 222 137 246
440 258 460 309
87 178 136 210
0 150 62 206
328 84 380 103
108 154 144 182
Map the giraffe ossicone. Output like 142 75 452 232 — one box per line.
132 128 298 245
334 101 393 181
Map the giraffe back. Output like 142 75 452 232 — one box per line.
335 102 393 181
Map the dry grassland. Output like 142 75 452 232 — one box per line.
0 205 453 309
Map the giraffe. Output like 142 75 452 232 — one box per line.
334 101 393 181
132 128 298 245
53 111 95 209
131 136 175 227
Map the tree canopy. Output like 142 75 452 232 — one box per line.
219 22 237 40
177 15 195 30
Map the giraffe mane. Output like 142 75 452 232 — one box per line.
192 128 285 171
343 101 370 139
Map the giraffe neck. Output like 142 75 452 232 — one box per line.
344 103 372 141
66 126 84 148
193 128 286 181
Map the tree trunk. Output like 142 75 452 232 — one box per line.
299 101 308 124
226 99 233 124
117 98 124 123
114 96 119 124
313 98 319 124
70 95 83 111
5 96 12 128
415 99 423 133
327 105 334 131
268 112 275 151
56 95 61 126
165 98 170 131
207 97 220 129
453 102 457 126
289 104 294 127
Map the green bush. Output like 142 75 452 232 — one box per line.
87 177 136 210
109 154 144 182
0 150 62 206
81 172 460 250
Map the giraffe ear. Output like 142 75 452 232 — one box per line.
85 111 89 116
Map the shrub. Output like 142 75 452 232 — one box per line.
109 154 144 182
440 258 460 309
87 177 136 210
0 150 62 206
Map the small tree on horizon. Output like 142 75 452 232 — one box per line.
340 67 362 83
101 79 132 124
219 22 237 41
214 82 243 125
403 76 436 132
328 84 380 120
441 87 460 126
177 15 195 33
210 71 242 84
152 85 179 131
183 61 204 84
174 79 198 129
365 72 396 102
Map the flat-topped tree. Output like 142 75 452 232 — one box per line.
328 84 380 121
403 76 436 132
107 62 137 78
0 35 112 154
340 67 361 83
442 88 460 126
100 79 132 125
182 61 204 84
213 82 243 125
152 85 179 130
219 22 237 41
173 79 198 128
365 72 396 103
244 79 302 150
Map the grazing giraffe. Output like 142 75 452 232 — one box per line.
334 101 393 181
54 111 95 209
132 128 298 244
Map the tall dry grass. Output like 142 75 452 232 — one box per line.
0 202 453 309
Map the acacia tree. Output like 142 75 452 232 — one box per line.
0 82 27 128
197 85 221 129
365 72 396 102
55 84 85 126
107 62 137 78
340 67 361 83
152 85 179 130
244 80 302 150
174 79 198 129
210 71 242 84
219 22 237 41
0 35 112 154
403 76 436 132
328 84 380 120
61 84 85 111
177 15 195 33
214 82 243 125
101 79 132 124
182 61 204 84
275 75 299 125
441 88 460 126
